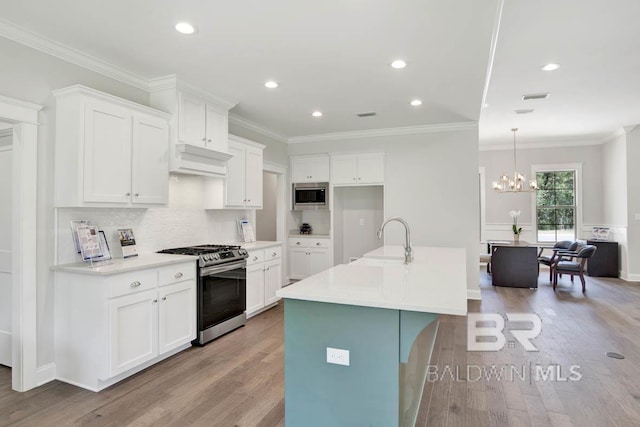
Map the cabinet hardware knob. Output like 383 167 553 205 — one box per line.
316 242 321 246
126 192 131 196
134 193 139 197
130 281 141 288
266 267 270 271
253 256 258 261
247 199 251 202
358 177 361 181
153 299 158 303
353 177 356 180
272 252 277 257
296 242 301 245
208 139 212 143
174 272 183 279
162 296 167 301
202 137 206 142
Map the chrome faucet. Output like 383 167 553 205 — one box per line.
376 217 413 264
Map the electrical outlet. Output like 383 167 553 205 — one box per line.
359 218 365 226
326 347 350 366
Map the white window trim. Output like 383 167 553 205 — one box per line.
530 163 583 243
479 167 486 242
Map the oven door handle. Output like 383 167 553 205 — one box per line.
200 261 247 276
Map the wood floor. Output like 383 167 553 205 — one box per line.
2 270 640 426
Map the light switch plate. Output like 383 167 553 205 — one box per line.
327 347 350 366
359 218 365 226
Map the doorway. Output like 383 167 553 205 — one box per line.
256 171 278 241
0 124 12 368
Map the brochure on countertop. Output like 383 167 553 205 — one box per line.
240 219 256 243
117 228 138 258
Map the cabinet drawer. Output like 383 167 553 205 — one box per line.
308 239 330 249
247 249 265 266
289 238 307 248
158 262 196 287
264 246 282 261
107 269 157 299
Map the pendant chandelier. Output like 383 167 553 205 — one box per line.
492 128 538 192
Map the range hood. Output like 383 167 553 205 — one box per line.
171 143 234 177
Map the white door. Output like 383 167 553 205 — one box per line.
246 264 265 316
331 155 358 185
178 94 206 146
244 147 263 208
131 114 169 205
158 281 196 355
264 259 282 306
225 144 247 207
289 248 309 279
83 102 132 203
357 153 385 184
0 137 12 367
308 248 331 276
108 289 158 377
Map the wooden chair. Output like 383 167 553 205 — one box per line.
538 240 572 281
552 245 597 293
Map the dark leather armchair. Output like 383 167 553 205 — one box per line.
553 245 597 292
538 240 572 281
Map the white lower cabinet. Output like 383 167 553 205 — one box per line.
55 260 196 391
288 237 332 280
246 245 283 318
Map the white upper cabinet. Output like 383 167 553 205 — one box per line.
291 155 330 183
331 153 385 185
149 78 236 177
206 135 265 209
54 85 170 207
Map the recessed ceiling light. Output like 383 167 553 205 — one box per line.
410 99 422 106
391 60 406 69
312 111 323 117
522 93 550 101
175 22 196 34
514 109 535 115
264 81 279 89
541 63 560 71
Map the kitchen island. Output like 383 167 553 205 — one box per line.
276 246 467 427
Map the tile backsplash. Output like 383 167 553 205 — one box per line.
56 174 252 264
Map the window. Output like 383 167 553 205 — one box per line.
535 170 576 242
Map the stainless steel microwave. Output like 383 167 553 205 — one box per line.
292 183 329 210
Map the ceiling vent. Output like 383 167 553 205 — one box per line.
356 112 377 118
514 109 535 115
522 93 550 101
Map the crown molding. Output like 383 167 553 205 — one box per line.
228 113 288 143
0 128 13 139
600 128 627 145
0 17 149 91
479 137 604 151
148 74 237 110
287 122 478 144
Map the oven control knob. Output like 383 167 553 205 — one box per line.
204 254 212 261
213 253 220 260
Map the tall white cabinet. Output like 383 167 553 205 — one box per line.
54 85 170 207
225 136 265 208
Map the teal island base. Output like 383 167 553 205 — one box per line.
283 299 439 427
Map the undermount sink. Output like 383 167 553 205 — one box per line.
350 257 407 267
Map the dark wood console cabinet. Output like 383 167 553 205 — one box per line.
586 240 619 277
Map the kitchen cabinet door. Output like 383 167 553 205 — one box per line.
244 146 263 208
291 157 312 183
131 114 169 205
291 156 330 183
107 289 158 377
264 259 282 306
289 248 309 279
246 263 266 316
331 155 358 185
225 143 247 207
178 93 206 147
83 101 132 203
356 153 385 184
204 104 229 153
158 280 196 355
308 248 331 277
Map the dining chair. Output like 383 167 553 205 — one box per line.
538 240 572 282
552 245 597 293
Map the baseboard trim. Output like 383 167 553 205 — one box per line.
626 273 640 282
36 362 56 386
467 289 482 300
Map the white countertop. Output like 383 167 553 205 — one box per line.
51 253 198 275
288 234 331 238
277 246 467 315
238 241 283 250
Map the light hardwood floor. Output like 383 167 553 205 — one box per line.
2 271 640 426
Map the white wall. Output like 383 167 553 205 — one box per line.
625 127 640 281
288 126 480 296
256 172 277 241
480 143 604 241
0 133 12 366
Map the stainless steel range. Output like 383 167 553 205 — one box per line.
158 244 249 345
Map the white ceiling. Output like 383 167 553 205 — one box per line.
1 0 639 145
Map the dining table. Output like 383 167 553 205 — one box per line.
487 240 539 288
